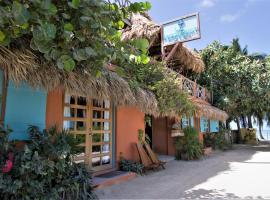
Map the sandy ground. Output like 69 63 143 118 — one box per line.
96 144 270 199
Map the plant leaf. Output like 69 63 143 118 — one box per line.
12 2 30 25
57 55 75 71
0 31 5 42
64 23 74 32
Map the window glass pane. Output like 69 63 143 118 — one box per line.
93 99 102 108
77 109 86 118
64 94 75 104
104 122 109 130
77 97 87 106
190 116 194 127
93 110 102 119
63 121 75 131
103 132 110 142
93 121 102 130
102 144 110 153
92 157 100 167
210 120 219 133
92 134 101 143
64 107 75 117
200 117 209 133
104 111 110 119
92 145 101 155
77 121 86 131
102 156 110 165
181 115 190 129
104 100 110 109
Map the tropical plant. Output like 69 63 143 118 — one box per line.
203 131 228 150
174 127 203 160
119 158 144 175
0 126 96 200
0 0 152 72
195 39 270 135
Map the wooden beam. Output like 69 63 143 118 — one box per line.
164 42 181 62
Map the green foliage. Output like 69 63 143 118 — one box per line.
119 159 144 175
125 61 194 115
138 129 151 144
0 126 96 200
144 115 152 127
196 40 270 125
203 132 225 150
0 0 151 73
174 127 203 160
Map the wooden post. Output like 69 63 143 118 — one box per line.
1 69 8 123
203 87 206 100
193 80 197 97
179 75 183 90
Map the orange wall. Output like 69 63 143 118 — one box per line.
116 106 144 163
46 88 63 130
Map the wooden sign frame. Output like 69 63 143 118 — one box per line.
161 13 201 49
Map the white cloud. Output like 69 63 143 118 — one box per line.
220 14 239 23
200 0 215 8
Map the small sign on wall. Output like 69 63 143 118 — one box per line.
171 130 184 137
162 13 201 46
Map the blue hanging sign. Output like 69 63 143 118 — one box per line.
162 13 201 46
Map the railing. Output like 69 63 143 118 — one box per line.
179 74 212 103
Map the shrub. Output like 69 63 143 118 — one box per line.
203 131 229 151
175 127 203 160
119 159 144 175
0 126 97 200
203 133 216 149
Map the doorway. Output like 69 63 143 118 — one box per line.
63 94 113 172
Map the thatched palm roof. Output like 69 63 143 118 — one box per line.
0 46 159 116
122 14 205 73
190 97 229 122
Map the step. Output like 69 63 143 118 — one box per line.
93 171 136 189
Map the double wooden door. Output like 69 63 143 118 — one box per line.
63 94 113 172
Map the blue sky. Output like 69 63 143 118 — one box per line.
133 0 270 54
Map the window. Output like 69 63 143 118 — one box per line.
63 94 113 171
181 115 194 129
200 117 209 133
210 120 219 133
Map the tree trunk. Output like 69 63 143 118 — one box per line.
241 115 247 128
259 124 264 140
225 120 230 129
235 118 240 131
247 115 253 128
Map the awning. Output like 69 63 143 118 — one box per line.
190 97 229 122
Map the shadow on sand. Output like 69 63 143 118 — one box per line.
97 144 270 199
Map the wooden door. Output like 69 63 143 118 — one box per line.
63 94 113 172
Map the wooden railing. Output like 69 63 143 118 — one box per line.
179 75 212 103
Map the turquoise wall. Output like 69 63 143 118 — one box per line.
5 81 47 140
210 120 219 133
